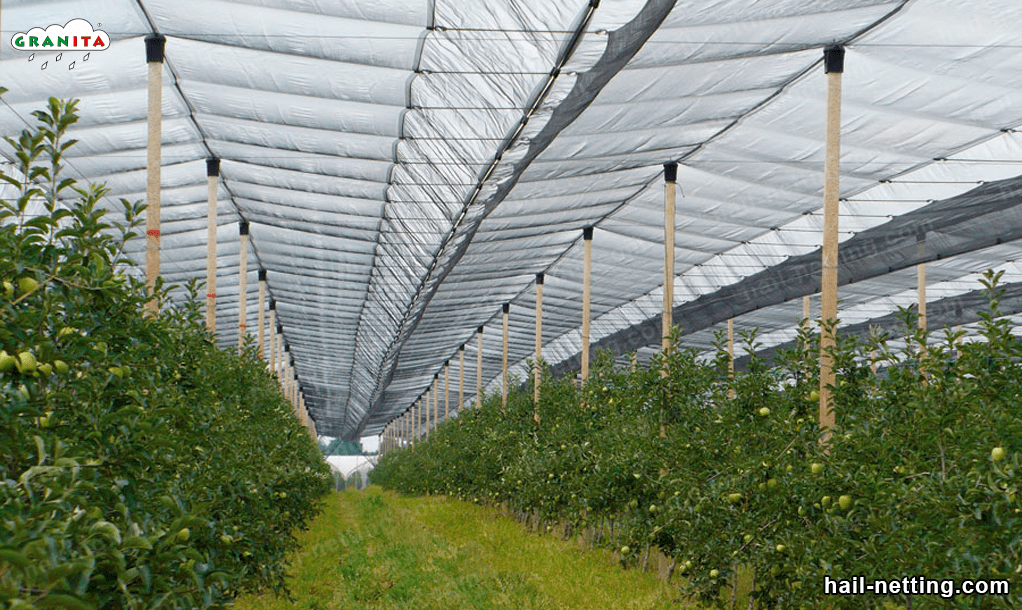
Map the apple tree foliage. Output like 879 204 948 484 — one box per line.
0 97 332 609
375 281 1021 608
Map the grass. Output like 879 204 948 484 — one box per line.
231 486 690 610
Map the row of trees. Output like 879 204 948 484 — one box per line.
374 274 1020 609
1 97 331 608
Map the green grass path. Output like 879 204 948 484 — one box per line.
231 486 687 610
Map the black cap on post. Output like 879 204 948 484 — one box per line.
277 323 283 334
824 46 845 74
206 158 220 177
145 34 166 63
502 303 510 314
459 345 465 352
583 226 594 240
258 269 267 282
536 273 544 285
239 220 249 236
269 299 276 311
284 344 290 353
664 162 678 183
477 325 484 334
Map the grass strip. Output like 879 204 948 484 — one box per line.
232 486 689 610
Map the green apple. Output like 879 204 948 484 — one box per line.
17 276 39 295
775 544 786 553
2 281 13 299
108 366 123 378
649 504 657 513
727 492 742 504
709 569 720 578
810 462 824 475
0 351 15 372
991 447 1006 462
821 496 832 507
53 360 69 374
15 351 37 374
36 363 53 377
838 495 852 510
620 545 630 554
767 478 778 489
176 528 190 542
743 534 753 543
758 407 770 417
809 389 820 401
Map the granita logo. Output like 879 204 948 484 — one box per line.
11 19 109 70
12 19 110 51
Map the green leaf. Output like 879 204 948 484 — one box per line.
36 594 93 610
0 549 30 569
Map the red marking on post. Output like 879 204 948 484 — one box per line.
206 293 217 299
239 324 247 328
146 229 161 237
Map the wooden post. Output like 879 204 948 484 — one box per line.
444 360 450 422
413 399 418 442
728 318 735 399
268 302 276 373
237 222 249 354
502 303 509 410
144 35 166 316
632 352 638 373
661 162 677 440
458 346 465 413
534 273 543 417
917 236 927 352
663 163 677 353
257 270 267 358
276 323 284 378
433 374 439 431
477 326 483 409
802 295 811 351
819 46 844 441
205 159 219 331
581 227 593 383
424 388 430 437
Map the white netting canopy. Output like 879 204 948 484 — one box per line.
4 0 1022 439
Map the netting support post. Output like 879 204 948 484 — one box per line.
257 270 266 358
444 360 450 422
819 46 844 442
238 221 249 355
918 236 927 350
144 35 166 317
661 162 677 440
534 273 543 419
502 303 510 411
581 227 593 384
458 346 465 414
205 158 219 332
728 318 735 399
432 374 439 433
477 326 484 409
267 302 275 373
